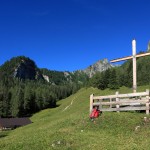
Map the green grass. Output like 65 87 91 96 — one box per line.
1 86 150 150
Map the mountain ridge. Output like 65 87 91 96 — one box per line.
0 56 112 83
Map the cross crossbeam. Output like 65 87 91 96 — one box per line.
110 52 150 63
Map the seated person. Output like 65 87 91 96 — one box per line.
90 106 100 121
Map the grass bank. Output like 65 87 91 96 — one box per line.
0 86 150 150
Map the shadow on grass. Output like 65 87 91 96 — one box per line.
0 133 8 138
55 104 61 108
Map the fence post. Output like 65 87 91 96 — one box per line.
110 98 112 108
99 99 102 111
146 89 149 115
116 91 120 113
90 94 94 114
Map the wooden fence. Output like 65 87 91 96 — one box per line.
90 89 150 114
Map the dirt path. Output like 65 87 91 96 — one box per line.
62 96 77 112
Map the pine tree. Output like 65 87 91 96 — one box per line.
10 86 20 117
108 69 119 89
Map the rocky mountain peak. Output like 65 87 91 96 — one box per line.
0 56 44 80
83 58 112 77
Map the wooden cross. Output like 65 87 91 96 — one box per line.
110 39 150 93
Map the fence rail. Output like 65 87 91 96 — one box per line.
90 89 150 114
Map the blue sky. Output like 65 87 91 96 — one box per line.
0 0 150 71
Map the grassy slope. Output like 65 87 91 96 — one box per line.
1 86 150 150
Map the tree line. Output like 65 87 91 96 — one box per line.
0 79 80 117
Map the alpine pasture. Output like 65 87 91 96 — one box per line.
0 86 150 150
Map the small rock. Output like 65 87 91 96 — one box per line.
144 117 147 122
135 126 140 131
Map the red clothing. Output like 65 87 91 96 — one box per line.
94 110 100 118
90 108 100 118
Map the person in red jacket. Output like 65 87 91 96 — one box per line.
90 106 100 122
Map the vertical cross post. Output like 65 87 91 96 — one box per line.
132 39 137 93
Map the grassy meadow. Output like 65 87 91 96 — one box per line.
1 86 150 150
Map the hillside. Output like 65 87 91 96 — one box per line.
0 56 114 118
1 86 150 150
0 56 88 117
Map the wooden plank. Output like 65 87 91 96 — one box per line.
114 92 148 98
119 98 148 102
110 55 132 63
109 97 148 102
94 102 147 106
100 108 118 112
110 53 150 63
101 106 146 112
93 95 116 99
117 106 146 111
136 52 150 58
93 99 148 106
93 92 148 100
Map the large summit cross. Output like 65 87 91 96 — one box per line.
110 39 150 93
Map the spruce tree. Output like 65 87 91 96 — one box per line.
108 69 119 89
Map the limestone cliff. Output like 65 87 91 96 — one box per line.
83 59 112 77
0 56 44 81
